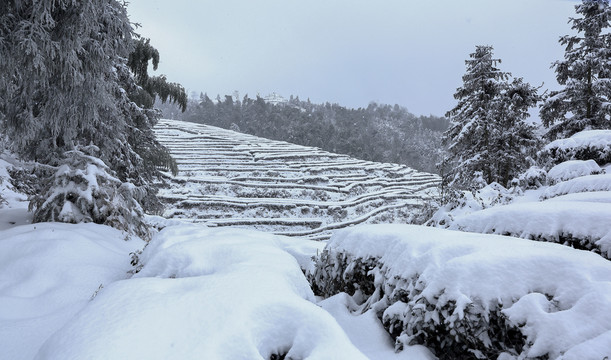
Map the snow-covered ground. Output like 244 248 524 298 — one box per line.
0 213 431 359
0 155 430 359
153 119 440 240
2 126 611 360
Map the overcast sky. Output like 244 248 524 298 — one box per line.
126 0 579 117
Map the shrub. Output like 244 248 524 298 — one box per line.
29 146 150 239
309 250 527 360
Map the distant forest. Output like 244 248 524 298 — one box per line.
157 94 449 174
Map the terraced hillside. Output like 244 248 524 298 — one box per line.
154 119 440 240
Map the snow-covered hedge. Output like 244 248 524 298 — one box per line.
427 182 518 228
29 147 150 239
517 166 547 189
539 130 611 166
309 225 611 360
37 224 366 359
541 173 611 200
446 200 611 259
546 160 604 185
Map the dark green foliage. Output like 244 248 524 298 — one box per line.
158 94 449 174
0 0 184 229
540 0 611 140
538 136 611 167
0 0 134 164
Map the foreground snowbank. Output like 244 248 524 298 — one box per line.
310 224 611 359
0 223 144 360
35 224 366 360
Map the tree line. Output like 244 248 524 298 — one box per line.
158 95 450 174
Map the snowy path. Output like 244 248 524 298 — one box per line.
154 119 440 239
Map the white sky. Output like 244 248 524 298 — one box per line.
126 0 579 116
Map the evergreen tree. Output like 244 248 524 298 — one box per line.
540 0 611 139
442 46 539 189
0 0 184 230
127 37 187 112
0 0 134 164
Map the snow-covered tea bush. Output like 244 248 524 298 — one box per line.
427 182 515 228
309 225 611 360
29 146 150 239
516 166 547 189
546 160 604 185
538 130 611 167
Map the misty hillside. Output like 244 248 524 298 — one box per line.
157 96 449 174
154 119 440 240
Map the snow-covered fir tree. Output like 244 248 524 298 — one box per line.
442 45 539 189
540 0 611 140
0 0 184 232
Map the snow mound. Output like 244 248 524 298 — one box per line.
541 173 611 199
36 224 366 360
547 159 603 185
0 223 144 360
310 224 611 359
447 200 611 258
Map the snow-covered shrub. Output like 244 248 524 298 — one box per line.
309 225 611 360
546 160 604 185
538 130 611 167
517 166 547 189
29 146 150 240
427 182 514 228
445 201 611 259
541 174 611 200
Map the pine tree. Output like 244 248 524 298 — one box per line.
540 0 611 139
0 0 184 230
442 46 539 189
0 0 133 164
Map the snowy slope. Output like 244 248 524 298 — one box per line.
153 119 440 240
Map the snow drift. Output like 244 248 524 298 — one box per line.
0 223 144 360
34 224 366 360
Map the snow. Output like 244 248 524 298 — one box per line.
319 293 435 360
153 119 440 240
541 173 611 199
544 129 611 152
0 223 144 360
322 224 611 359
446 199 611 258
546 159 603 184
3 119 611 360
34 224 366 359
